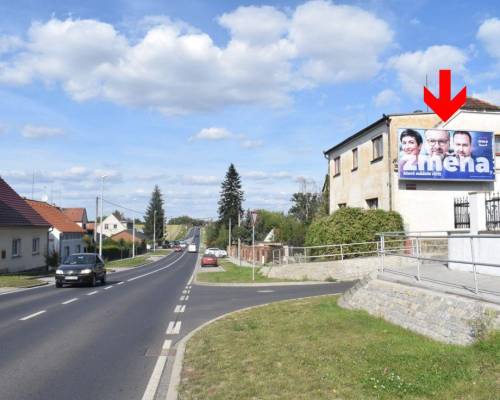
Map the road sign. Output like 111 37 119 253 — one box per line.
251 210 258 226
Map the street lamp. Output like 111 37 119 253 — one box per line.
251 210 258 281
153 209 156 253
99 175 108 258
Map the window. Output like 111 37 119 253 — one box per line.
338 203 347 208
372 136 383 161
366 198 378 209
32 238 40 254
12 239 21 257
105 224 109 229
334 156 341 176
113 224 117 229
496 135 500 155
64 246 70 260
352 148 358 170
1 250 6 259
76 245 81 253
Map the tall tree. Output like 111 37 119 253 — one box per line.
144 185 165 242
217 163 244 226
289 192 322 224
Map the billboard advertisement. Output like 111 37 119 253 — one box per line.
398 128 495 181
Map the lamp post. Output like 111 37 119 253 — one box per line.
132 218 136 258
153 209 156 253
251 210 258 281
99 175 108 258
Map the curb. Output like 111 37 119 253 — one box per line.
165 293 342 400
193 280 337 287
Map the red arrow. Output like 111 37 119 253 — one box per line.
423 69 466 122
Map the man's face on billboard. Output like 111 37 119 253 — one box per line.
454 133 472 158
425 130 450 158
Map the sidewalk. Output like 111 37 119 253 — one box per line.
381 259 500 304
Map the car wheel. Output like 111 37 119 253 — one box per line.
90 274 96 287
55 281 62 288
101 273 106 285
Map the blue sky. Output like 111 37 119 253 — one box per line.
1 0 500 220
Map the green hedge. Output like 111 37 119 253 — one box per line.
305 208 404 258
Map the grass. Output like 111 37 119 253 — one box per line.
166 224 188 241
196 258 289 284
150 249 173 256
179 296 500 400
107 250 172 268
0 274 46 288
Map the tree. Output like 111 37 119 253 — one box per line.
218 163 244 226
144 185 165 242
112 209 125 221
289 192 322 224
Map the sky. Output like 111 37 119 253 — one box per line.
1 0 500 221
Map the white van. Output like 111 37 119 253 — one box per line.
188 244 197 253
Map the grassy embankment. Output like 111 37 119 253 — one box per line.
179 296 500 400
0 273 47 288
107 249 172 269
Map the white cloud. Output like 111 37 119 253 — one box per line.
473 87 500 105
373 89 400 108
189 127 234 141
387 45 468 96
0 3 394 114
21 124 65 139
477 18 500 60
240 139 263 149
181 175 220 186
0 35 23 54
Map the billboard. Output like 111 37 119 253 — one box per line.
398 128 495 181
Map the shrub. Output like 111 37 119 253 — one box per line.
305 207 404 258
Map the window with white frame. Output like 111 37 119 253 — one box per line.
372 136 383 161
12 239 21 257
352 148 358 170
334 156 341 176
32 238 40 254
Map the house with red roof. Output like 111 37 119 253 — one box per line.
26 200 87 262
62 207 89 230
0 177 51 273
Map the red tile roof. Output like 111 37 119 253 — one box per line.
111 230 145 243
0 177 50 227
26 200 85 233
62 208 85 222
462 97 500 111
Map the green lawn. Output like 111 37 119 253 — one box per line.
151 249 173 256
196 258 289 284
0 275 46 288
107 254 153 268
179 296 500 400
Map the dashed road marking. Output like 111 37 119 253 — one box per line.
257 290 275 293
117 282 125 285
141 355 167 400
62 298 78 305
184 295 189 301
162 339 172 351
20 310 46 321
87 291 98 296
166 321 182 335
104 286 113 290
174 305 186 313
179 295 186 301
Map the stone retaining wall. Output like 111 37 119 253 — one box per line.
338 276 500 345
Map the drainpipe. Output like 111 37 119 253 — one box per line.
384 115 393 211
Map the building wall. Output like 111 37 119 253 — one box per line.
48 229 86 260
95 214 126 237
0 227 48 273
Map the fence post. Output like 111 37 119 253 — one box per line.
340 244 344 261
416 236 421 281
380 235 385 273
470 236 479 294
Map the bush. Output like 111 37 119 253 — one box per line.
305 208 404 258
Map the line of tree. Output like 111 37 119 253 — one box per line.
144 185 165 243
168 216 207 226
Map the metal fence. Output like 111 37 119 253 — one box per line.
486 192 500 231
454 196 470 229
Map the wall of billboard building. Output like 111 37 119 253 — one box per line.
398 128 495 181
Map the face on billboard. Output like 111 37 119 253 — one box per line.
398 128 494 181
425 129 450 158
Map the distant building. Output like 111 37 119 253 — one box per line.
95 214 132 238
26 200 86 261
0 177 50 273
62 208 89 230
111 229 145 244
324 98 500 232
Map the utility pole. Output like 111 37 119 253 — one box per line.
251 210 258 281
94 196 98 246
228 218 231 256
132 218 136 258
99 175 107 258
238 212 241 266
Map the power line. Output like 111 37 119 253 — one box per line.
102 198 143 215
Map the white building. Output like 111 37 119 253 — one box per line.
95 214 129 238
26 200 86 261
324 98 500 232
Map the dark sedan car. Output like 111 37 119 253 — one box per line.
55 253 106 288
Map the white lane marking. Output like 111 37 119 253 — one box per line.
257 290 275 293
128 251 187 282
162 339 172 351
20 310 46 321
62 298 78 305
174 305 186 313
187 274 194 285
179 296 186 301
166 321 182 335
87 291 98 296
184 295 189 301
104 286 114 290
117 282 125 285
141 355 168 400
182 290 188 294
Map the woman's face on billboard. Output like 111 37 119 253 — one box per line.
401 136 421 155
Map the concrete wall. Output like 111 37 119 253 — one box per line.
339 277 500 345
0 227 48 273
448 234 500 276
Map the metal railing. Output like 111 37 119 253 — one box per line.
486 192 500 231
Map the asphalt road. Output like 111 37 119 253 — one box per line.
0 228 354 400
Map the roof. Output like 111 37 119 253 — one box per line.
110 229 145 242
323 97 500 155
26 200 85 233
0 177 51 227
462 97 500 111
62 208 86 222
86 222 95 231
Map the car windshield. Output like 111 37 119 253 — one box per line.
65 254 95 265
